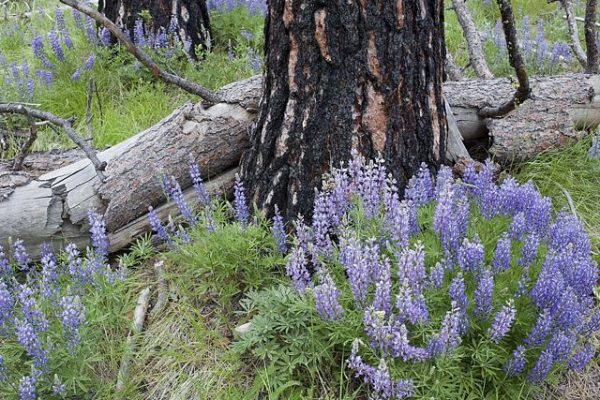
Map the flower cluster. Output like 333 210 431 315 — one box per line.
279 152 599 398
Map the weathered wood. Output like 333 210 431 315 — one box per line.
2 74 600 255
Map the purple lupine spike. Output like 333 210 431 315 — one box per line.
535 19 548 64
233 174 250 226
546 330 577 363
527 349 554 384
48 29 65 61
271 205 286 254
509 212 527 241
189 163 209 206
285 247 311 294
391 322 430 362
524 310 554 347
427 304 463 357
363 306 394 354
434 165 454 198
133 19 145 46
148 206 173 246
52 378 66 396
155 27 168 48
36 69 54 86
15 319 48 369
457 235 484 272
428 262 445 289
383 184 414 248
504 345 527 377
166 178 199 226
0 245 10 276
312 189 333 256
60 295 85 352
449 273 468 312
168 15 179 35
72 8 83 29
515 268 530 298
32 33 53 69
356 157 387 218
373 257 392 316
0 280 14 333
88 210 109 259
489 299 517 343
99 27 111 46
405 163 435 206
492 234 511 272
568 344 595 371
556 287 584 330
17 284 49 333
522 16 532 59
519 233 540 268
313 271 344 321
0 355 5 381
397 243 426 293
339 237 372 307
529 257 565 311
474 268 494 318
71 68 82 81
18 375 37 400
13 239 32 272
84 53 96 70
55 6 65 31
40 254 59 298
10 62 22 91
85 16 96 43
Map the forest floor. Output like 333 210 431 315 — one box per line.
1 0 600 399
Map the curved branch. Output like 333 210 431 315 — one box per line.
59 0 223 104
559 0 589 68
0 103 106 180
479 0 531 118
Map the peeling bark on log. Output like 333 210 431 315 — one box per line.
2 74 600 255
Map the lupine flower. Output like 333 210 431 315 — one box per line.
427 304 463 356
363 307 393 354
405 163 434 206
17 284 49 332
163 177 198 226
85 16 96 43
233 174 250 227
189 163 210 206
36 69 54 86
60 295 85 351
285 247 311 294
0 245 10 276
449 273 468 312
16 319 48 368
84 53 96 70
529 258 565 311
524 310 554 348
373 257 392 316
18 374 37 400
519 233 539 268
0 355 5 382
71 68 82 81
457 235 484 272
527 349 554 384
568 344 595 371
391 322 430 362
271 205 286 254
546 329 577 363
489 299 517 343
384 185 414 248
428 262 445 289
65 242 92 285
134 19 145 46
504 345 526 376
32 33 53 68
48 29 65 61
339 237 372 307
474 268 494 318
72 8 83 29
509 212 527 241
0 280 14 333
88 210 109 260
313 272 344 321
52 377 66 396
356 156 387 219
13 239 32 272
312 190 333 256
40 253 59 298
99 27 111 46
492 234 511 272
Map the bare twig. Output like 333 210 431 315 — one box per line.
12 114 38 171
479 0 531 118
585 0 598 74
558 0 589 68
445 50 466 81
116 286 152 393
85 77 94 143
149 260 168 319
0 103 107 180
59 0 223 103
451 0 494 79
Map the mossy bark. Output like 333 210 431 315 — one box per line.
241 1 448 222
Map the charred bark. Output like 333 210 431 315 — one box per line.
241 1 447 222
100 0 211 60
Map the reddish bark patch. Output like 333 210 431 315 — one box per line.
364 83 388 153
314 9 332 63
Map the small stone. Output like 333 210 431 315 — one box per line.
589 132 600 160
233 322 252 336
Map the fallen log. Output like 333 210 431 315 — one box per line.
1 74 599 256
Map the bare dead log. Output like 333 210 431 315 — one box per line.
450 0 494 79
480 0 530 118
0 103 107 180
2 75 600 255
59 0 222 103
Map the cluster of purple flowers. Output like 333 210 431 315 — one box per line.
0 210 119 398
207 0 267 16
278 152 599 398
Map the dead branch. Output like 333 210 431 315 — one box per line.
150 260 168 319
451 0 494 79
0 103 106 180
445 50 466 81
557 0 589 68
585 0 598 74
479 0 531 118
59 0 223 104
12 114 37 171
116 286 152 393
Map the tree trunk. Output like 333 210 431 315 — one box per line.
240 1 447 222
100 0 211 59
2 74 599 257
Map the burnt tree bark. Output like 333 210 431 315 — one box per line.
241 1 447 222
100 0 211 60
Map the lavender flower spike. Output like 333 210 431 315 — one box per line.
313 272 344 321
189 162 210 206
489 299 517 343
285 247 311 294
233 174 250 226
148 206 173 246
18 375 37 400
271 205 287 254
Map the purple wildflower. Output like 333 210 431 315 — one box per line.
40 254 58 298
428 262 445 289
530 257 565 311
84 53 96 70
85 16 96 43
405 163 435 206
546 330 577 363
72 8 83 29
427 304 463 356
524 310 554 348
568 344 595 371
509 212 527 241
0 245 10 276
313 272 344 321
373 257 392 316
527 349 554 384
189 163 210 206
233 174 250 227
519 233 540 268
271 205 286 254
48 29 65 61
492 234 511 272
489 299 517 343
474 268 494 318
18 375 37 400
16 319 48 368
312 190 333 256
134 19 145 47
504 345 527 376
32 34 53 68
99 27 111 46
457 235 484 272
384 184 414 248
88 210 109 260
285 247 311 294
363 307 393 354
164 177 198 226
0 280 14 332
13 239 32 272
60 295 85 351
339 237 373 307
71 68 82 81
